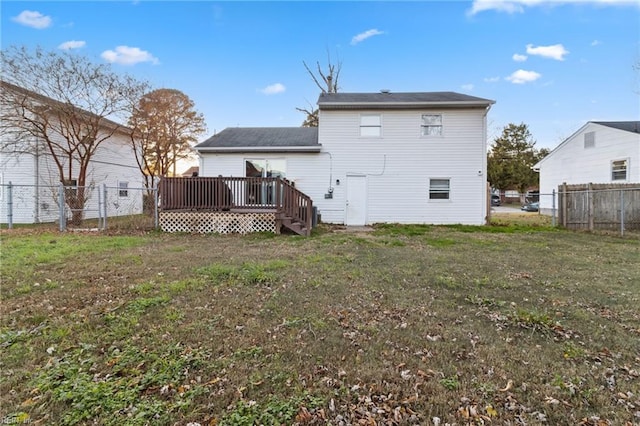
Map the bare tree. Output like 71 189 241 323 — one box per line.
296 55 342 127
127 89 206 194
0 46 148 224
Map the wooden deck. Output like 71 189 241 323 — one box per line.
159 177 313 236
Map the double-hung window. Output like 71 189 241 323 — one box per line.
421 114 442 136
611 159 628 181
360 114 381 137
119 181 129 197
429 178 450 200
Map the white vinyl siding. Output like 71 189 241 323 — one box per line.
317 108 487 224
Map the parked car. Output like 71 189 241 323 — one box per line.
521 201 539 212
491 194 501 206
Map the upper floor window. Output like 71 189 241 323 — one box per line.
584 132 595 149
421 114 442 136
611 159 628 181
360 114 381 137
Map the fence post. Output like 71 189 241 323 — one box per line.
7 182 13 229
551 189 556 227
561 182 567 228
154 183 159 230
58 183 66 232
620 189 625 237
103 184 108 230
588 183 594 231
97 185 103 230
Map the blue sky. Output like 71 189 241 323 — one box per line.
2 0 639 153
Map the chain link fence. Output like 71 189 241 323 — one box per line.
0 182 158 231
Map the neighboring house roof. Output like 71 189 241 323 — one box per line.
195 127 320 153
317 91 495 110
591 121 640 134
0 80 132 135
534 120 640 170
181 166 199 177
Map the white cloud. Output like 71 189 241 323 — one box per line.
506 69 542 84
484 76 501 83
58 40 86 50
101 46 159 65
591 40 602 46
12 10 52 29
513 53 528 62
468 0 638 15
526 43 569 60
351 29 385 45
260 83 286 95
468 0 527 15
461 84 475 91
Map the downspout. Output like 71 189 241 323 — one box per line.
33 138 40 223
482 105 491 224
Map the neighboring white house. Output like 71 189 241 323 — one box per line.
534 121 640 213
195 91 495 226
0 82 144 224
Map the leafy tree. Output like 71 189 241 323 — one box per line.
487 123 548 203
296 55 342 127
127 88 206 194
0 46 148 224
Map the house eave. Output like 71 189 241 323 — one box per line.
318 101 495 110
195 145 322 153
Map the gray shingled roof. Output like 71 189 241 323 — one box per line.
592 121 640 134
318 91 495 109
195 127 320 152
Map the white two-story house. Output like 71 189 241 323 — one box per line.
195 91 495 226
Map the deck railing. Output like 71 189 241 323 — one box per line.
159 177 313 233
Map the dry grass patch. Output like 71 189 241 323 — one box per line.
1 224 639 425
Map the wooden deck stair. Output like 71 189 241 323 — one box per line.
277 213 309 236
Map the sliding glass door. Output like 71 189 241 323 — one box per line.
245 159 286 205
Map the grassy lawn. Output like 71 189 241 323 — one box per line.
1 219 638 425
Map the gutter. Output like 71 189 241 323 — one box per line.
195 145 322 153
319 101 495 110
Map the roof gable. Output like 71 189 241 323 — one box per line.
317 91 495 110
534 120 640 169
195 127 320 153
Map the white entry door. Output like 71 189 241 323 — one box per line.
346 175 367 226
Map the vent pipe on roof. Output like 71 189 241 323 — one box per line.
380 89 391 93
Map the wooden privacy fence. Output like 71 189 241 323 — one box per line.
558 183 640 234
159 177 313 235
